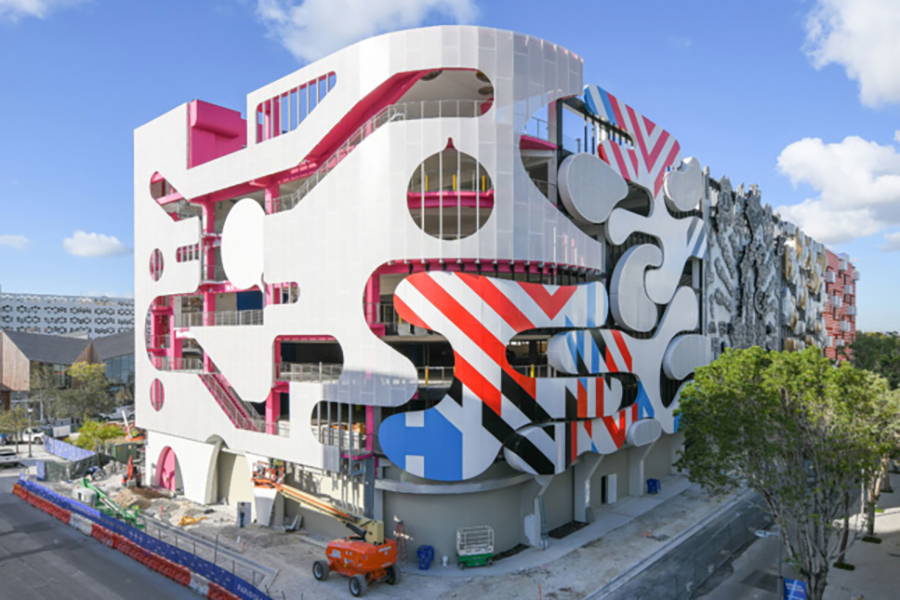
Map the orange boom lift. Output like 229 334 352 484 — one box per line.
252 463 400 597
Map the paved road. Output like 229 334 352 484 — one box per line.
0 463 195 600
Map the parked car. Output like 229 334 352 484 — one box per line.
0 447 19 468
20 427 47 444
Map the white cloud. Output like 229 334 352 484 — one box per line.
0 0 89 23
255 0 478 63
63 230 131 258
0 234 30 250
879 231 900 252
805 0 900 107
774 135 900 243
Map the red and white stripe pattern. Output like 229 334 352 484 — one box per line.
388 271 652 477
586 85 681 198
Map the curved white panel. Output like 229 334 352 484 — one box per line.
663 334 712 380
663 157 703 213
222 198 265 291
626 419 662 447
558 152 628 225
610 244 662 332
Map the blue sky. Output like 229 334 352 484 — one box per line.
1 0 898 331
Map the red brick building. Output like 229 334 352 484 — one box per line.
823 251 859 361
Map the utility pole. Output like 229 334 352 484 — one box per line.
27 407 33 458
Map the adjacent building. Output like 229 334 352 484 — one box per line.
0 289 134 337
134 26 859 559
0 329 135 413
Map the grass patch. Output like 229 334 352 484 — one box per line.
833 562 856 571
862 536 883 544
876 508 885 513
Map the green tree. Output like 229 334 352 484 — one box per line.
74 419 124 451
846 331 900 389
57 362 115 423
0 406 30 453
29 363 61 422
676 347 892 600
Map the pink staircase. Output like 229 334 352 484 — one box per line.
199 374 263 433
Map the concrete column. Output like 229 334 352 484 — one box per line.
524 475 553 549
1 390 10 412
628 440 657 497
573 454 604 523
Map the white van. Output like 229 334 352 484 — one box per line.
0 447 19 468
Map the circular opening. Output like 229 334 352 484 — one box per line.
150 378 165 411
149 249 164 282
408 142 493 240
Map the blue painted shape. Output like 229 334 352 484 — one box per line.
584 85 601 117
599 88 617 126
379 409 463 481
673 414 682 432
236 290 263 311
635 383 655 419
587 282 596 328
585 84 618 126
783 578 807 600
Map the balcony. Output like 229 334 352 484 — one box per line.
276 362 342 383
836 339 846 347
845 284 854 295
852 269 861 281
838 259 848 272
266 99 490 215
150 356 204 373
839 320 852 333
173 309 263 328
825 271 836 283
847 305 857 316
829 295 843 308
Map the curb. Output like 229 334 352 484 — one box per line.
12 483 238 600
584 489 751 599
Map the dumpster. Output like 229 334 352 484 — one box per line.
417 544 435 570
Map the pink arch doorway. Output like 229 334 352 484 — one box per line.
156 446 180 491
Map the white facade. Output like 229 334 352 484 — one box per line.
135 26 855 559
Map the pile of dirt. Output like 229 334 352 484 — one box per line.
114 489 152 511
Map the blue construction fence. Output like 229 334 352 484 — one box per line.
16 477 270 600
37 437 99 481
44 436 95 461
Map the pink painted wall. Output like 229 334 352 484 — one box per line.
187 100 247 168
156 446 178 491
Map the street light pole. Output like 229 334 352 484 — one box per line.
27 407 33 458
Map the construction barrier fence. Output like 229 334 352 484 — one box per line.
13 477 270 600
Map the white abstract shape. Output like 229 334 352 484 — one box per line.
626 419 662 447
663 157 703 212
610 244 662 332
222 199 265 290
558 152 628 225
607 202 706 307
663 335 712 380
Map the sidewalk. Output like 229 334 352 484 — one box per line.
824 484 900 600
233 475 737 599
